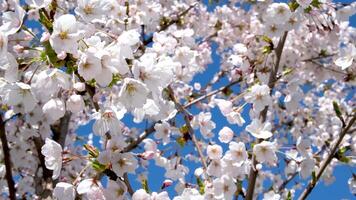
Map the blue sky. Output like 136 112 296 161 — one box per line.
68 1 356 199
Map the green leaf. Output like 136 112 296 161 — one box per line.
319 49 328 57
180 125 189 135
288 1 300 12
209 0 220 4
91 160 106 171
108 74 122 88
262 46 272 54
84 144 99 158
87 79 96 87
310 0 322 8
286 191 292 200
283 68 294 76
312 171 317 183
333 101 345 123
176 137 186 148
339 156 350 163
261 35 273 44
196 177 205 194
42 41 65 67
332 101 342 119
38 9 53 32
304 6 312 13
142 179 150 193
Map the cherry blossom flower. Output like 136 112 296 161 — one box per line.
41 138 62 179
25 0 51 9
218 126 234 143
118 78 149 110
173 188 204 200
111 152 138 177
192 112 216 139
104 179 127 200
31 68 71 102
53 182 75 200
42 98 65 123
77 179 105 200
207 159 223 177
0 82 36 113
50 14 82 54
154 121 172 145
213 175 237 200
0 3 25 35
299 157 315 179
78 50 103 81
253 141 277 166
264 3 292 25
207 144 223 160
263 191 281 200
334 44 356 70
246 119 273 139
245 84 272 112
224 142 248 166
75 0 110 22
132 189 151 200
66 94 85 113
92 108 124 136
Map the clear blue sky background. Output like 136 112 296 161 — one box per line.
71 0 356 199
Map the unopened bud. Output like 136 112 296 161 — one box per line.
161 179 173 189
40 32 50 43
74 82 86 92
57 51 67 60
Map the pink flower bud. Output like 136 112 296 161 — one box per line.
161 179 173 189
57 51 67 60
40 32 50 43
74 82 86 92
13 44 24 53
142 151 155 160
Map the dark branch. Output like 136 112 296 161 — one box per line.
0 115 16 200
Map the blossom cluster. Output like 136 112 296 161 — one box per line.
0 0 355 200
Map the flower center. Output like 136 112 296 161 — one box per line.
126 83 137 95
256 93 263 100
277 7 285 15
269 25 278 33
59 31 68 40
118 158 126 167
83 5 94 15
83 62 91 69
224 185 229 192
116 188 125 196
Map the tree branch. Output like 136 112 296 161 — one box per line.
123 173 134 196
0 115 16 200
245 31 288 200
122 79 241 153
143 2 198 46
297 113 356 200
52 111 71 147
167 86 209 176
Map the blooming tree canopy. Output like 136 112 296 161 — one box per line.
0 0 355 199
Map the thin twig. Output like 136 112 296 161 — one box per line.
123 173 134 196
122 79 241 153
298 114 356 200
245 31 289 200
143 2 198 46
0 115 16 200
167 86 209 176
